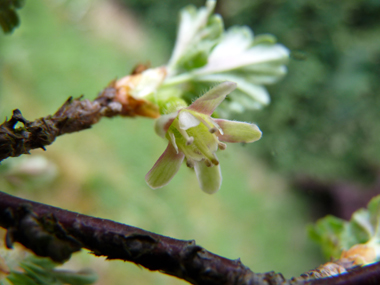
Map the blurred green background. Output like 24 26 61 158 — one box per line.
1 0 379 284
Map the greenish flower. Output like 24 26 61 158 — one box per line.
145 82 262 194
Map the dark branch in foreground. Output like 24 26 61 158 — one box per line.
0 191 293 285
1 191 380 285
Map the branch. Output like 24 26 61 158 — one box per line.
0 79 159 163
305 263 380 285
0 191 291 285
2 191 380 285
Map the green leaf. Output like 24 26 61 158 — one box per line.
0 0 25 34
310 195 380 261
308 215 346 259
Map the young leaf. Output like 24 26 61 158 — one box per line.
310 195 380 265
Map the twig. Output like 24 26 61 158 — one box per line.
304 262 380 285
0 80 159 163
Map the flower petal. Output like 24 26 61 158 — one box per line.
154 112 178 138
178 110 200 130
194 160 222 194
145 143 185 189
167 0 216 74
196 74 270 105
188 81 237 115
194 30 289 75
214 119 262 143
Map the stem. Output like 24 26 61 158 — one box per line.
162 73 194 87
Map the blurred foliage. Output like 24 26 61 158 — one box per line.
0 230 96 285
0 0 25 34
125 0 380 184
5 257 97 285
1 253 97 285
226 0 380 184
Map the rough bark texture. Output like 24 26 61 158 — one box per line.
0 191 297 285
0 87 117 162
2 191 380 285
0 81 158 163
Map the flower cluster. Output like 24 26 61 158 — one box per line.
145 82 262 193
164 0 289 113
110 0 288 193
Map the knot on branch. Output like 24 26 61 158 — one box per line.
4 204 82 263
0 88 121 162
90 232 158 262
0 109 55 161
52 96 102 134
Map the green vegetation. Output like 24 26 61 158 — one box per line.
310 195 380 263
3 254 97 285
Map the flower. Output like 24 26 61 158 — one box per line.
145 81 262 194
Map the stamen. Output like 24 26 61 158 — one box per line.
186 159 194 168
211 158 219 165
204 159 212 167
218 142 227 150
186 137 194 145
197 116 223 135
193 138 219 165
209 127 217 133
211 119 223 135
177 127 194 145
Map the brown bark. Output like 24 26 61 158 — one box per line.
0 81 159 163
2 191 380 284
0 191 294 285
